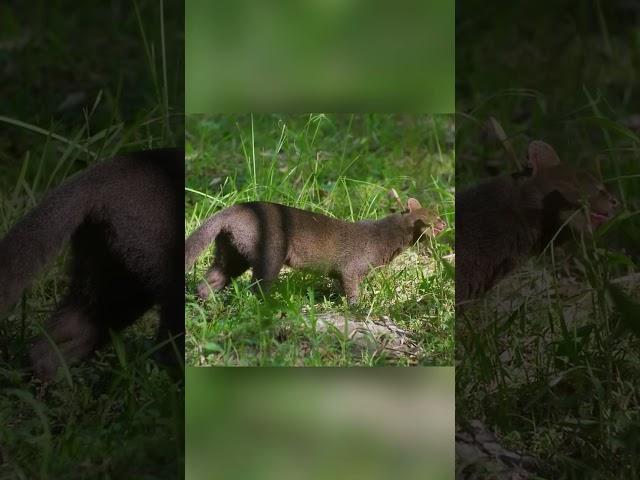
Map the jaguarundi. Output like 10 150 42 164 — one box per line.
456 140 618 306
186 198 446 305
0 148 184 379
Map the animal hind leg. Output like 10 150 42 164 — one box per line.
250 254 285 295
30 303 105 380
30 283 152 380
30 226 108 380
154 290 184 368
30 225 153 380
197 235 249 300
197 265 229 299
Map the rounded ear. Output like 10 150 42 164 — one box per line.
528 140 561 175
407 198 422 211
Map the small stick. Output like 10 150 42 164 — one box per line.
488 116 518 169
389 188 405 211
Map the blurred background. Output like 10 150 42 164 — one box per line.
456 0 640 477
186 367 454 480
185 0 453 113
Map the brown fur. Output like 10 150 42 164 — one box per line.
456 141 618 306
186 198 445 305
0 149 184 379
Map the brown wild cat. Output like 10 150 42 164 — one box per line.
457 140 618 306
186 199 445 305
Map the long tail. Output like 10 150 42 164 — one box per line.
0 170 98 313
185 210 226 272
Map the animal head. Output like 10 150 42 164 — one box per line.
403 198 446 242
525 140 618 231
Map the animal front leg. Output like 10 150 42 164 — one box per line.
340 268 367 306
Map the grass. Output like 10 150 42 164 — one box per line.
185 114 455 367
185 368 455 480
0 2 183 479
456 2 640 477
